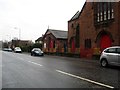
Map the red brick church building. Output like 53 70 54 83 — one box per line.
68 1 120 58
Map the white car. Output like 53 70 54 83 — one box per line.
14 47 22 53
100 46 120 67
3 48 12 52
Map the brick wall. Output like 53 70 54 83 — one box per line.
68 2 120 58
43 33 67 53
68 20 79 46
118 1 120 45
80 2 119 57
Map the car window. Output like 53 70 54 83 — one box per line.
33 48 41 51
15 47 20 49
104 49 109 53
107 48 116 53
117 48 120 54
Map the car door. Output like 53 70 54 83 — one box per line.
116 48 120 65
107 48 118 65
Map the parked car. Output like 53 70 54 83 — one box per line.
31 48 44 56
3 48 8 51
100 46 120 67
3 48 12 52
7 48 12 52
14 47 22 53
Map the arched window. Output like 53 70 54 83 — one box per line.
53 41 55 48
48 37 51 48
75 24 80 48
94 2 114 24
69 37 75 52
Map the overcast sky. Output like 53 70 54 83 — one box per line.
0 0 86 42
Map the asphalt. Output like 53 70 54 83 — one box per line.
2 51 120 88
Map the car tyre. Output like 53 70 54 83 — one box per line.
101 59 108 67
32 53 35 56
31 53 33 56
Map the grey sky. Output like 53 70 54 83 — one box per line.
0 0 86 42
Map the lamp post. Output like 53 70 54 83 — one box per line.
14 27 21 40
6 35 12 48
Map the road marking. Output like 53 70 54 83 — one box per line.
18 57 24 60
56 70 114 89
28 61 43 66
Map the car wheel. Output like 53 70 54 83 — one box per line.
33 53 35 56
101 59 108 67
31 53 33 56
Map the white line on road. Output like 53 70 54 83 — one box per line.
17 57 24 60
28 61 43 66
56 70 114 89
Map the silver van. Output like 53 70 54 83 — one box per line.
100 46 120 67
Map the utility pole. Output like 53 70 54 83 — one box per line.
19 28 21 40
48 25 49 29
14 27 21 40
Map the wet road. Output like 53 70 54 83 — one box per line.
2 51 120 88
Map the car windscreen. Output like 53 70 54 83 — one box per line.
34 49 41 51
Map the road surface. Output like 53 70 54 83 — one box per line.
1 51 120 89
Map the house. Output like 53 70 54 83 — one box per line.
42 29 68 54
68 11 81 55
35 36 43 44
12 39 33 48
68 1 120 58
34 36 43 49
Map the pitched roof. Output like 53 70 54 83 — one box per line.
35 37 43 42
47 29 67 39
70 11 80 21
68 1 86 22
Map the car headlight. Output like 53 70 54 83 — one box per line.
35 51 39 53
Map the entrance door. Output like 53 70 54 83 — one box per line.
71 39 75 52
100 35 112 51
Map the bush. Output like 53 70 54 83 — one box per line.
20 45 32 52
32 43 42 49
19 43 42 52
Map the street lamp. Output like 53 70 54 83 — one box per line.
6 35 11 42
14 27 21 40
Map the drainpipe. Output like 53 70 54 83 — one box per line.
118 1 120 45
